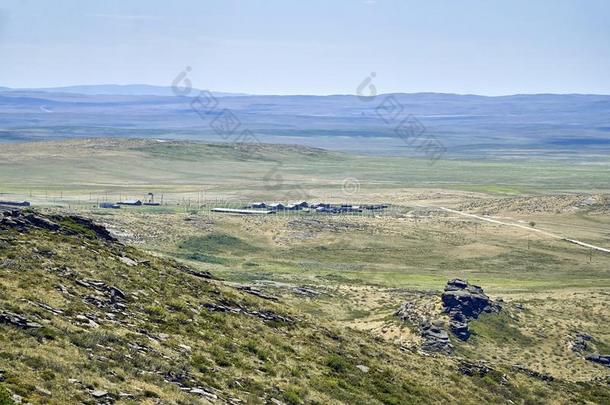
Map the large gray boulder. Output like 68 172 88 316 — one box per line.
442 279 500 318
442 279 500 341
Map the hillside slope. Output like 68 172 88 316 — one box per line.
0 208 608 404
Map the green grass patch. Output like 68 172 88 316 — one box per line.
180 252 229 265
178 233 256 256
469 312 534 346
56 217 99 239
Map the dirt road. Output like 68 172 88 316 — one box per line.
436 206 610 254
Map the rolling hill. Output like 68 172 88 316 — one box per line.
1 87 609 157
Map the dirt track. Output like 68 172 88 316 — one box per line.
434 206 610 254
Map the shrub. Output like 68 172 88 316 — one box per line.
326 355 348 373
0 384 14 405
144 305 168 322
283 387 302 404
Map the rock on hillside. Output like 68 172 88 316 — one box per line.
1 208 117 242
586 354 610 368
442 279 501 341
395 280 501 351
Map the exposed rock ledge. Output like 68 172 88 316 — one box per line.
442 278 501 341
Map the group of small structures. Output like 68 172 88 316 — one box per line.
250 201 387 212
99 193 161 209
1 198 387 216
212 202 388 215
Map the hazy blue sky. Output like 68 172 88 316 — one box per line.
1 0 609 95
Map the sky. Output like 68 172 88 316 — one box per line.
1 0 609 95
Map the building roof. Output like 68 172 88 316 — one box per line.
211 208 275 215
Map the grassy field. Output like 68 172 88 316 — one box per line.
1 139 610 205
1 138 609 403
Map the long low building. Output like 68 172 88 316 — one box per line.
116 199 142 206
99 202 121 209
211 208 275 215
0 201 31 207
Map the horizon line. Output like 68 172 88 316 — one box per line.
2 84 610 98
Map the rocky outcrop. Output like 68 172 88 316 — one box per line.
420 320 453 354
23 213 61 231
76 278 126 302
512 364 554 382
292 286 320 297
442 279 500 341
394 301 426 325
0 209 60 232
1 210 117 242
569 332 593 353
447 312 470 341
394 296 454 354
176 263 214 280
75 278 128 314
442 279 500 318
458 360 493 377
55 215 117 242
202 300 295 324
395 280 499 352
237 286 279 301
568 332 610 368
0 311 42 329
585 354 610 368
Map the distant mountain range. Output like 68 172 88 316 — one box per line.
1 85 609 157
3 84 247 98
